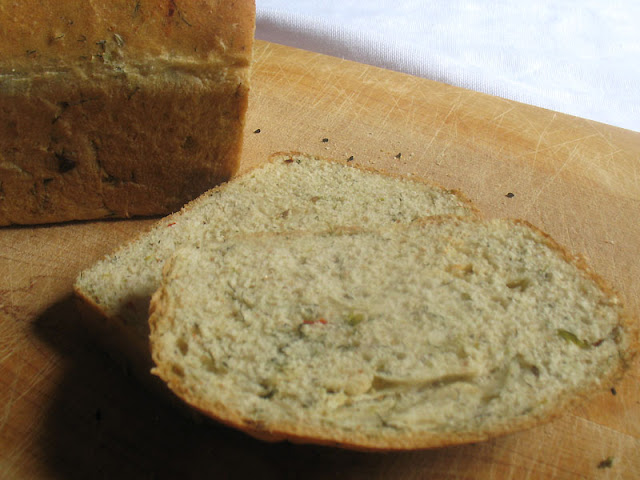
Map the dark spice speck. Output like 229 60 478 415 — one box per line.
253 128 261 134
506 192 515 198
597 457 614 469
55 152 77 173
322 138 329 143
611 387 617 395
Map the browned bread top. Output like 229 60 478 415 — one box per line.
0 0 254 70
0 0 256 225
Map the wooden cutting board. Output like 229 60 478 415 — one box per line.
1 39 639 479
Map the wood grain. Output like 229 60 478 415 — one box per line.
1 39 638 479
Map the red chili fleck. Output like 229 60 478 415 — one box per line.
303 318 328 325
167 222 176 227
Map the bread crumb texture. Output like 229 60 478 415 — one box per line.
75 154 474 336
149 217 631 450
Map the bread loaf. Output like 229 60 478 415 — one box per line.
149 217 636 450
0 0 255 225
74 153 476 378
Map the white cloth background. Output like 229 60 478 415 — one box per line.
256 1 640 132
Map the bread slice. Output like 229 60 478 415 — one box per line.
0 0 255 225
149 217 636 451
74 153 476 378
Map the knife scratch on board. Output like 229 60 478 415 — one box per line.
524 142 581 215
0 350 23 431
531 112 557 168
423 96 462 154
489 102 517 126
378 93 404 131
250 41 276 66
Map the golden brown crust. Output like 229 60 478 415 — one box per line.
148 215 637 451
0 0 255 225
0 1 255 66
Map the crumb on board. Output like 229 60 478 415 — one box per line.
597 457 614 469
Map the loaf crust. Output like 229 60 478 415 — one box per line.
0 0 255 225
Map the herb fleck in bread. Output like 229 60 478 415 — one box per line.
0 0 255 225
149 217 635 450
74 153 476 377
